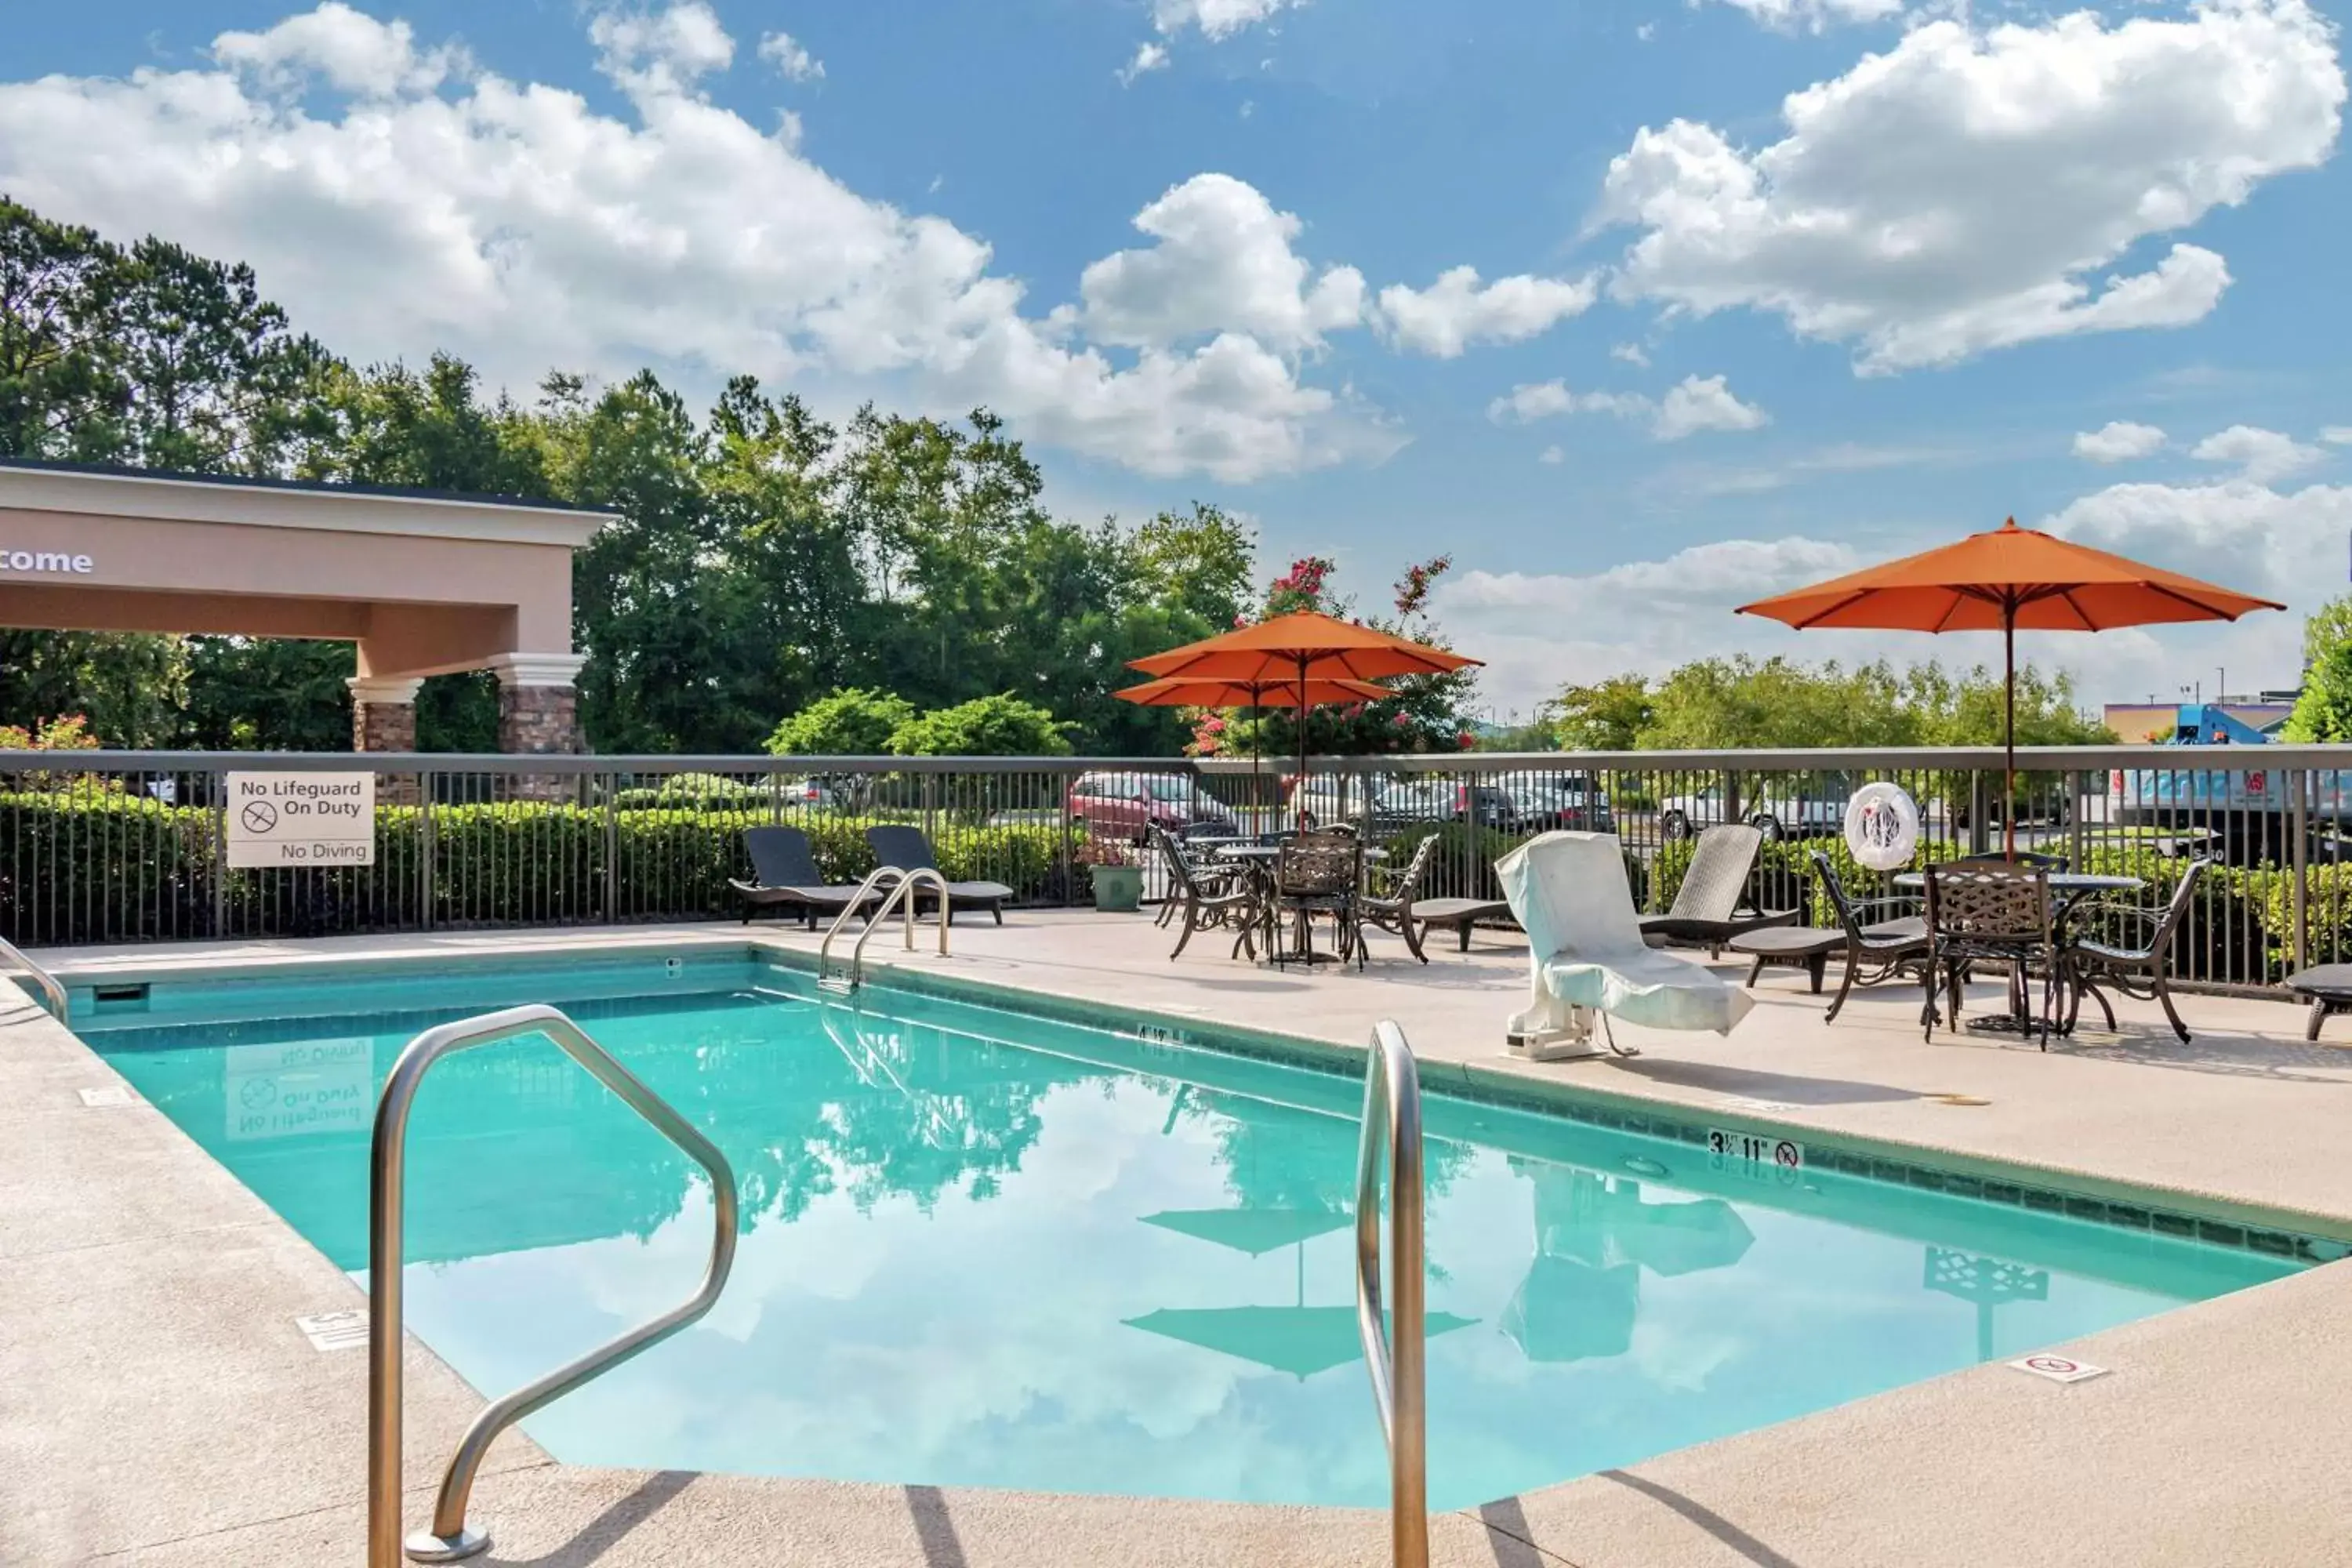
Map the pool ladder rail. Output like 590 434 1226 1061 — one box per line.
817 865 950 993
0 933 67 1021
367 1004 739 1567
1357 1019 1428 1568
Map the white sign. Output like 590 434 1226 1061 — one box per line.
1844 781 1922 872
227 772 375 867
2009 1354 2108 1385
225 1039 375 1142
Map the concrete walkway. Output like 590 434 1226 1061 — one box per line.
11 914 2352 1566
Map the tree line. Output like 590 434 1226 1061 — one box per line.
0 194 1258 755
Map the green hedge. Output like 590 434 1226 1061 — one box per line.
0 789 1072 946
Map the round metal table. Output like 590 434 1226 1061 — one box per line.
1210 842 1385 965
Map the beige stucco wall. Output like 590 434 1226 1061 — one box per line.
0 474 604 682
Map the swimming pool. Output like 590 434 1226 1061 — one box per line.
81 950 2311 1512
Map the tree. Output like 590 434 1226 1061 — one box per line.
1550 675 1655 751
2285 643 2352 742
2303 593 2352 671
768 688 917 756
889 693 1072 757
0 630 188 747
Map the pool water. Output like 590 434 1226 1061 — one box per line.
84 953 2303 1512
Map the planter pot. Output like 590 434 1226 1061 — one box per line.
1089 863 1145 913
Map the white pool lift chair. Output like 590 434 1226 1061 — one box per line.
1497 831 1755 1060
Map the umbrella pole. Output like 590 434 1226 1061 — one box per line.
1297 659 1309 830
2003 600 2016 862
1250 694 1261 831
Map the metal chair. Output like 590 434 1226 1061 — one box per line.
1922 862 2059 1046
1356 833 1443 964
1151 822 1241 929
2063 858 2206 1042
1271 829 1363 969
1150 822 1261 960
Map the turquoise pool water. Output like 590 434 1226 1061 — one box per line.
84 953 2305 1512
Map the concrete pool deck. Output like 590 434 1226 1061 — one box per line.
10 913 2352 1566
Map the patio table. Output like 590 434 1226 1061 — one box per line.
1210 842 1385 966
1891 870 2143 1035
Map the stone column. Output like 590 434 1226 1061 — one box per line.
348 675 423 804
488 654 587 801
489 654 587 755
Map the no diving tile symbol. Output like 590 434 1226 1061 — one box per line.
296 1310 369 1352
2009 1354 2108 1385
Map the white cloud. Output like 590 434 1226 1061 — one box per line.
1653 374 1769 439
1610 342 1650 367
1599 2 2345 373
212 0 460 95
1537 444 1565 465
1486 374 1766 441
1151 0 1303 42
1710 0 1904 33
1067 173 1366 351
590 1 735 95
0 5 1399 484
757 30 823 82
2073 420 2168 463
1118 42 1171 84
1373 267 1597 358
2322 426 2352 445
2190 424 2327 485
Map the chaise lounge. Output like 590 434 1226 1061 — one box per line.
865 824 1016 925
730 825 887 928
1639 823 1798 954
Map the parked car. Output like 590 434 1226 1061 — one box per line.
1287 773 1390 830
1369 777 1516 832
1657 773 1853 841
1502 773 1614 833
1067 771 1238 844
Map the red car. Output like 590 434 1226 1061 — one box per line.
1067 771 1239 844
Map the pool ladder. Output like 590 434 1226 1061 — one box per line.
816 866 949 993
366 1005 739 1566
0 933 67 1021
1356 1020 1428 1568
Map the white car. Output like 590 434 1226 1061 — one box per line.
1657 775 1852 842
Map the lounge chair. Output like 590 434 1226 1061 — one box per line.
1497 830 1754 1059
863 825 1014 925
1639 823 1798 954
729 826 885 928
1728 851 1929 1022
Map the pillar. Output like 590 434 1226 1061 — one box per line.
348 675 421 753
488 652 587 757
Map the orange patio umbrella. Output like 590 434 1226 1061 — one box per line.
1128 612 1481 820
1117 673 1396 782
1737 518 2283 857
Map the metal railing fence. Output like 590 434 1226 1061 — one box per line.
7 744 2352 993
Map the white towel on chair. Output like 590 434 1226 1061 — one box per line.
1497 832 1754 1037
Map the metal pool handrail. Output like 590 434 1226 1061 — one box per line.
818 866 950 992
368 1004 739 1566
0 933 67 1021
1356 1019 1428 1568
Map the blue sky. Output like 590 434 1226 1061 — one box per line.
2 0 2346 717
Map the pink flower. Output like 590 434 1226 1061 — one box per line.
1391 712 1410 727
1457 731 1476 750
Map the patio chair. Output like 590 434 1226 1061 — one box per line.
1639 824 1798 956
1151 822 1242 929
1921 862 2058 1047
1356 833 1443 963
1731 852 1929 1022
1270 829 1364 970
2063 858 2206 1043
863 825 1015 925
729 826 886 929
1496 830 1754 1058
1152 822 1261 962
